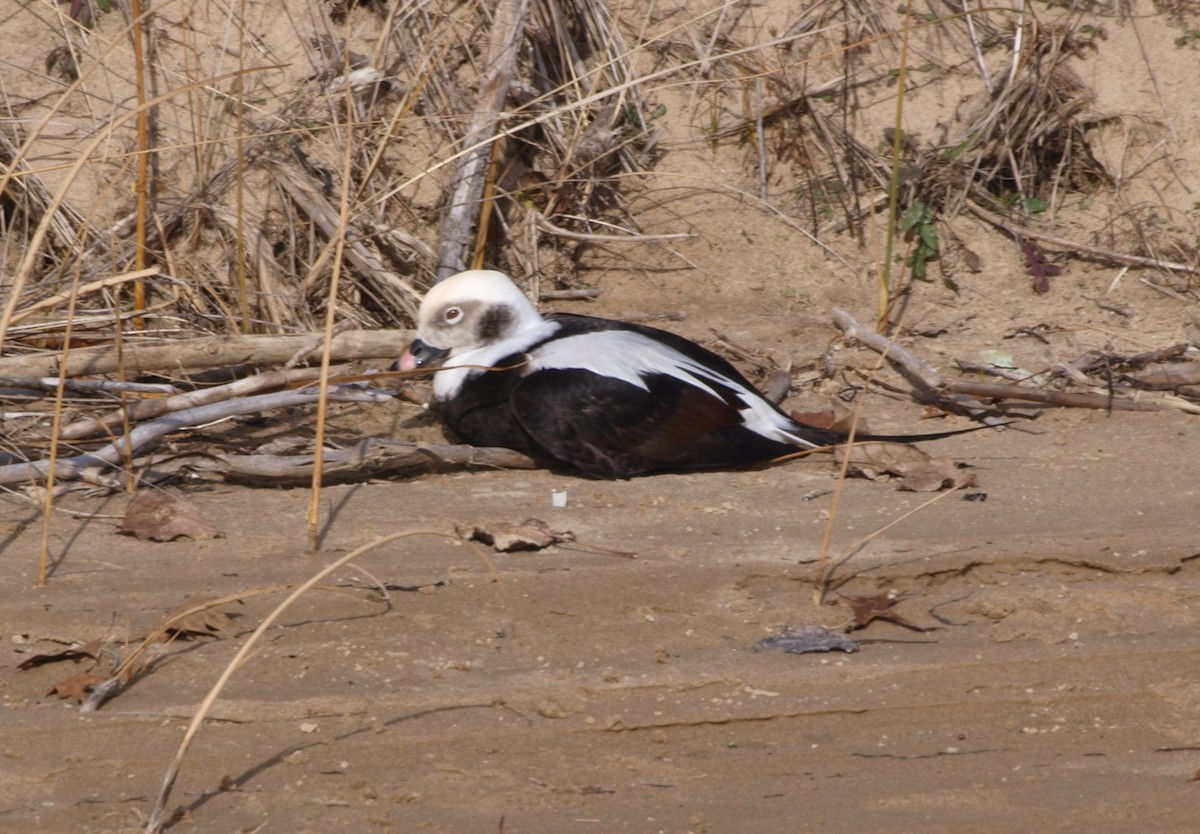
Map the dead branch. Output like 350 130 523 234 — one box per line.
532 212 695 244
0 377 179 397
0 386 391 486
192 438 539 486
833 308 1198 414
57 367 345 440
434 0 530 279
940 379 1165 412
0 330 409 378
9 269 161 325
831 308 943 392
539 288 603 301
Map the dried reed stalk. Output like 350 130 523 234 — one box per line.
435 0 530 279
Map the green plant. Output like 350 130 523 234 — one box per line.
900 200 938 280
1022 196 1049 214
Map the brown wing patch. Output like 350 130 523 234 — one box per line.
629 384 741 461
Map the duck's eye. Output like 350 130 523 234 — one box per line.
443 306 463 324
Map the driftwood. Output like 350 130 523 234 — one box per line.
831 308 1199 415
434 0 530 279
194 438 538 486
58 366 345 440
932 379 1165 412
0 386 390 486
831 309 944 393
0 330 410 378
0 377 179 396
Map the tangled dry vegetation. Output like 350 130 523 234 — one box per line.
2 0 1199 495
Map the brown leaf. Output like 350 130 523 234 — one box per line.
461 518 575 552
840 592 931 632
17 639 103 670
791 402 874 435
1128 362 1200 390
49 671 108 703
1022 240 1062 293
836 441 930 480
898 461 976 492
837 442 973 491
120 491 223 542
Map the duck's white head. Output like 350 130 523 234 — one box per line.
397 269 546 371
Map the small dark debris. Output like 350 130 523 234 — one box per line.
963 492 988 502
1022 240 1062 293
754 625 859 655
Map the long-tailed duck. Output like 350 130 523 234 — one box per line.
398 269 943 478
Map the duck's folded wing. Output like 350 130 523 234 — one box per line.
510 369 744 477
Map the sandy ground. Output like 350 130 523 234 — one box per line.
4 1 1200 832
4 403 1200 833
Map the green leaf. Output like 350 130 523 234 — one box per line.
625 104 644 129
918 222 938 253
909 250 928 280
900 202 925 232
1022 197 1049 214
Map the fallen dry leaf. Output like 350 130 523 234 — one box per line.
791 402 874 435
16 639 103 670
837 442 973 491
898 460 976 492
840 591 932 632
1023 239 1062 294
837 441 931 480
48 671 108 703
461 518 575 552
120 491 223 541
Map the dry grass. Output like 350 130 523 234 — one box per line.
3 2 1192 345
0 0 657 349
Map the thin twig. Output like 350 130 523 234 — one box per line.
816 487 964 595
533 212 694 243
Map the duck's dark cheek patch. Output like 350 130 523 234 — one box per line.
478 304 514 341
